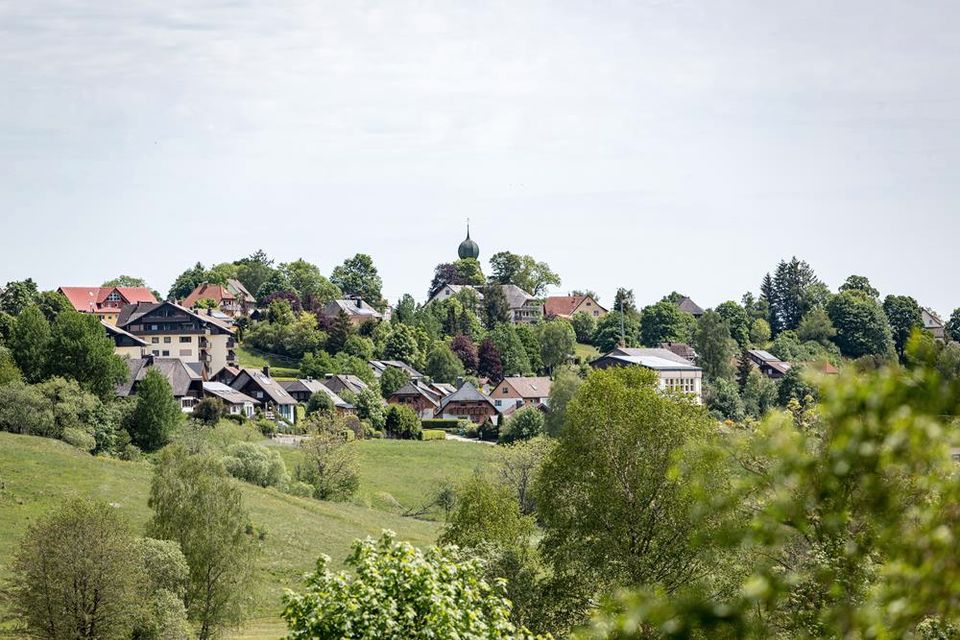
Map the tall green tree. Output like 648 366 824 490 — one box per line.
613 288 637 314
715 300 751 348
167 262 209 300
47 310 128 399
393 293 417 325
378 366 410 398
797 306 837 346
281 259 342 309
424 342 465 384
234 249 276 299
489 252 561 296
593 311 641 352
490 324 532 376
764 257 824 334
36 290 73 323
516 324 544 373
535 366 719 595
947 308 960 343
331 254 384 310
481 283 512 329
539 318 576 373
570 311 596 344
544 366 582 437
130 368 182 451
0 278 39 315
692 310 736 381
827 290 895 359
839 274 879 299
9 305 50 383
882 294 924 359
640 300 694 346
0 345 22 385
102 274 148 288
148 446 254 640
383 323 422 367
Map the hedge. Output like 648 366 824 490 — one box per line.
421 419 465 433
420 429 446 441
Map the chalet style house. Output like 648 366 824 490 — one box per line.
116 301 237 377
369 360 423 379
202 382 259 417
591 347 703 403
102 321 148 359
281 379 355 413
923 308 946 340
543 295 607 319
435 381 500 424
181 279 256 317
744 349 791 379
58 286 157 325
116 355 203 412
502 284 542 324
490 376 552 413
387 379 456 419
229 367 297 423
321 298 383 326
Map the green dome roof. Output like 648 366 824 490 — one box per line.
458 226 479 260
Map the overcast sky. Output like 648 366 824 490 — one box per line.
1 1 958 314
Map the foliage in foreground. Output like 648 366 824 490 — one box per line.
282 531 547 639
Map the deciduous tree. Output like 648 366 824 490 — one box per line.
827 290 895 359
478 338 503 380
424 342 465 384
539 318 576 373
640 300 694 346
331 253 384 311
130 368 182 451
8 305 50 383
692 310 736 381
882 294 924 359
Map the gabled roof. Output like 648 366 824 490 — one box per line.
117 357 201 397
59 286 157 313
923 308 944 329
676 296 705 316
102 320 148 346
231 368 296 405
202 381 260 406
609 347 695 366
390 381 441 407
281 379 353 409
322 374 369 396
748 349 780 363
322 299 383 319
500 284 537 310
117 301 235 334
543 295 607 317
438 381 498 411
369 360 423 379
495 376 553 399
660 342 697 362
593 348 702 372
182 279 256 308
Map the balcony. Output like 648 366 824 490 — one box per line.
199 337 210 349
226 337 236 348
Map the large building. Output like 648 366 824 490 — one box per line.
590 347 703 403
181 279 256 317
116 301 237 377
58 286 158 325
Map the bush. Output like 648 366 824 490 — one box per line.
285 481 314 498
62 427 96 452
384 405 422 440
192 397 225 425
296 431 359 501
499 406 545 444
420 429 446 441
306 390 334 415
421 418 462 432
223 413 245 425
222 442 289 488
255 417 277 436
0 382 56 436
477 418 499 442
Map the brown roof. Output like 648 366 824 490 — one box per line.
181 279 256 308
496 376 552 399
543 295 607 317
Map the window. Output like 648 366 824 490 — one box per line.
495 400 502 407
152 350 159 356
179 336 191 343
162 350 170 357
150 324 158 331
502 387 509 394
151 337 159 344
163 337 171 344
594 310 599 316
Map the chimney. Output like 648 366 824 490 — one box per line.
144 353 154 366
207 308 213 316
455 376 465 388
354 297 362 308
262 365 270 377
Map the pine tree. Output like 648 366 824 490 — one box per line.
326 310 353 354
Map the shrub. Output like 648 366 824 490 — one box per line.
306 390 334 415
420 429 445 441
477 418 499 442
62 427 96 452
0 382 55 436
255 417 277 436
222 441 289 488
192 397 225 425
295 431 359 501
285 481 314 498
462 423 479 439
421 418 461 432
223 413 245 425
499 406 545 444
384 405 422 440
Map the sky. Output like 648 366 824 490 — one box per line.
1 0 958 314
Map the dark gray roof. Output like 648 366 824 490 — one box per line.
438 381 497 411
232 368 296 405
390 381 440 407
321 374 369 396
369 360 423 379
282 379 353 409
202 382 259 406
322 299 383 319
676 297 705 316
117 301 235 333
500 284 536 310
117 357 201 397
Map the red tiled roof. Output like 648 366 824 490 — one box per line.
182 283 232 308
58 287 156 313
543 295 607 317
496 376 552 399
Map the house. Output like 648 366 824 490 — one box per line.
202 382 259 418
590 347 703 403
676 296 705 318
502 284 541 324
281 379 355 413
102 320 148 359
116 355 203 413
181 279 256 317
543 295 607 319
660 342 698 364
923 308 945 340
745 350 791 379
490 376 552 413
435 380 500 424
427 283 482 306
58 286 157 325
321 373 369 398
116 301 237 377
369 360 423 380
389 380 443 419
320 298 383 326
210 365 242 386
229 367 297 423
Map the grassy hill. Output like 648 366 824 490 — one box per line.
0 432 499 635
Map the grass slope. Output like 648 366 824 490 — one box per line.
234 344 300 379
0 432 444 622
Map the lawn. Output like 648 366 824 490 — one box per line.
235 343 301 379
0 432 441 624
574 341 600 361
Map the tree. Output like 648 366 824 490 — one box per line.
331 254 384 310
379 366 410 398
948 308 960 343
193 397 224 425
282 531 540 640
750 318 771 345
102 274 148 288
9 498 143 640
450 334 479 373
0 345 21 385
281 259 342 309
570 312 596 344
705 377 745 422
544 366 581 437
295 430 360 500
478 338 503 380
715 301 751 348
393 294 417 325
500 406 545 444
827 290 895 359
47 311 128 399
130 368 182 451
8 305 50 383
883 294 924 359
741 368 778 419
613 288 637 314
428 260 484 298
425 342 465 384
640 300 694 346
382 323 421 367
498 437 555 515
797 306 837 346
439 474 536 550
490 324 532 376
234 249 276 298
133 538 193 640
167 262 209 300
148 446 254 640
516 324 544 373
539 319 576 373
764 257 824 334
36 290 73 323
481 283 512 329
306 389 335 415
593 311 641 352
255 269 293 300
325 309 353 354
692 310 736 381
839 274 879 299
354 388 386 430
384 404 421 440
534 367 719 593
489 252 561 296
0 278 39 315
